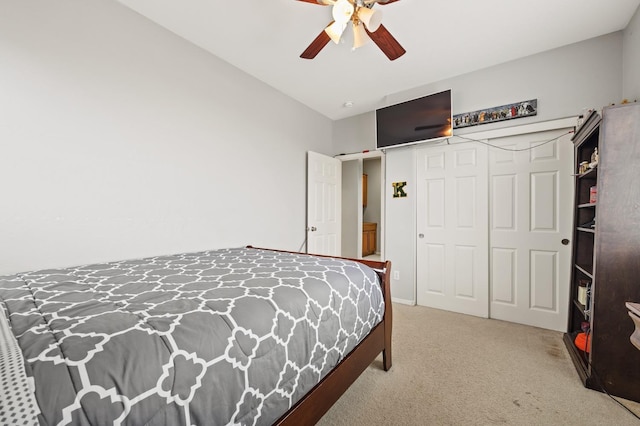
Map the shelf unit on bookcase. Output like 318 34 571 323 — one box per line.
563 109 600 387
562 103 640 403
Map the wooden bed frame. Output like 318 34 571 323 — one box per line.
248 247 393 425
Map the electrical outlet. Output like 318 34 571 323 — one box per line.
393 271 400 280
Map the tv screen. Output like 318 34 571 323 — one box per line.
376 89 452 149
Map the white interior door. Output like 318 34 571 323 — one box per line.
489 129 573 331
307 151 341 256
416 143 489 317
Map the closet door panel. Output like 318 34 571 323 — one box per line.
416 144 489 317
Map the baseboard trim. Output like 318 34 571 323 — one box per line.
391 297 415 306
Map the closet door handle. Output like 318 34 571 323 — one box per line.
561 238 570 245
418 233 424 239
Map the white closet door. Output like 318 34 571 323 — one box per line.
416 143 489 317
489 129 573 331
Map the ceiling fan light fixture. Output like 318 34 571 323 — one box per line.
325 21 347 44
299 0 406 61
357 7 382 32
332 0 355 24
352 21 370 49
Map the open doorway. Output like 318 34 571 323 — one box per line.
339 152 384 261
363 158 382 261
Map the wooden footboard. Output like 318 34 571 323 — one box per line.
247 247 392 425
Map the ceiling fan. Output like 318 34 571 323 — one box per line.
297 0 405 61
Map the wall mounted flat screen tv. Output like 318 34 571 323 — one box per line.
376 89 453 149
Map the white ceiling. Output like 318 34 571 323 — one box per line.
116 0 640 120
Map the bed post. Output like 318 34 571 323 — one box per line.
381 260 393 371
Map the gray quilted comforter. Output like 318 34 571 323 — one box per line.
0 247 384 425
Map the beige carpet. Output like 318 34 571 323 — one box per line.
318 303 640 425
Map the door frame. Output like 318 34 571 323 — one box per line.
336 151 386 261
459 118 577 143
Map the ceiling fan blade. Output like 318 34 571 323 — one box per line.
301 27 332 59
366 24 406 60
366 0 401 4
296 0 332 5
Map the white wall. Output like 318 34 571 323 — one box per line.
0 1 332 275
623 5 640 100
384 147 415 304
332 112 377 157
333 32 624 154
334 32 625 304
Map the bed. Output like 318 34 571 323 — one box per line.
0 246 392 425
